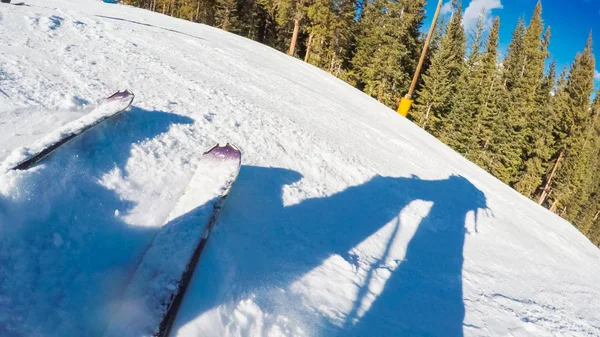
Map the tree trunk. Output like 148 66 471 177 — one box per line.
559 206 567 217
304 34 313 62
484 75 496 109
521 56 527 77
477 138 491 165
287 19 300 56
538 150 564 205
334 63 342 77
593 210 600 221
329 54 336 73
334 49 342 76
421 103 432 129
257 14 268 43
550 197 560 213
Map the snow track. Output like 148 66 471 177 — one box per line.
1 1 600 337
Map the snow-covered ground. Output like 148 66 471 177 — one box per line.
1 1 599 336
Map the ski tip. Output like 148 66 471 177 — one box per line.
204 143 241 161
107 89 135 101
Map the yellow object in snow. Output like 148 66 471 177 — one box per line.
398 97 413 117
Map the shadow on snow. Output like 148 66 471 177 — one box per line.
0 107 488 337
0 107 193 337
175 165 488 337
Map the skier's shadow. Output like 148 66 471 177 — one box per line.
0 107 193 337
175 165 488 337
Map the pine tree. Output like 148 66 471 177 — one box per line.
305 0 356 75
574 95 600 235
235 0 267 40
509 1 547 188
215 0 238 31
279 0 311 56
257 0 306 53
514 27 556 197
412 0 466 131
514 1 546 107
329 0 357 76
485 3 546 185
184 0 216 24
561 119 599 221
439 11 486 152
413 15 446 97
543 34 596 215
352 0 426 107
536 65 569 203
501 18 526 91
572 99 600 233
305 0 335 66
589 217 600 245
469 17 502 168
253 1 282 46
508 2 545 183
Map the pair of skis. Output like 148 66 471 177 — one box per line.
3 91 241 337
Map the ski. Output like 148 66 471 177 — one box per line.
2 90 134 172
104 143 242 337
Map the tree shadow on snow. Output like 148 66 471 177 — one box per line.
0 107 193 337
175 165 488 337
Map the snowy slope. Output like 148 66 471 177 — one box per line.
1 1 599 336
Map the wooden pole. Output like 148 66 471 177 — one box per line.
288 18 301 56
407 0 442 98
398 0 443 116
304 34 313 62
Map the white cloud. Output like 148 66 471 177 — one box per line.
462 0 503 31
595 70 600 81
440 1 453 16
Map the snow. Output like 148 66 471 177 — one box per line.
1 0 599 336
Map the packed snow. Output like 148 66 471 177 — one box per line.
1 1 599 336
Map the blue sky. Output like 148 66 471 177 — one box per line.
422 0 600 82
